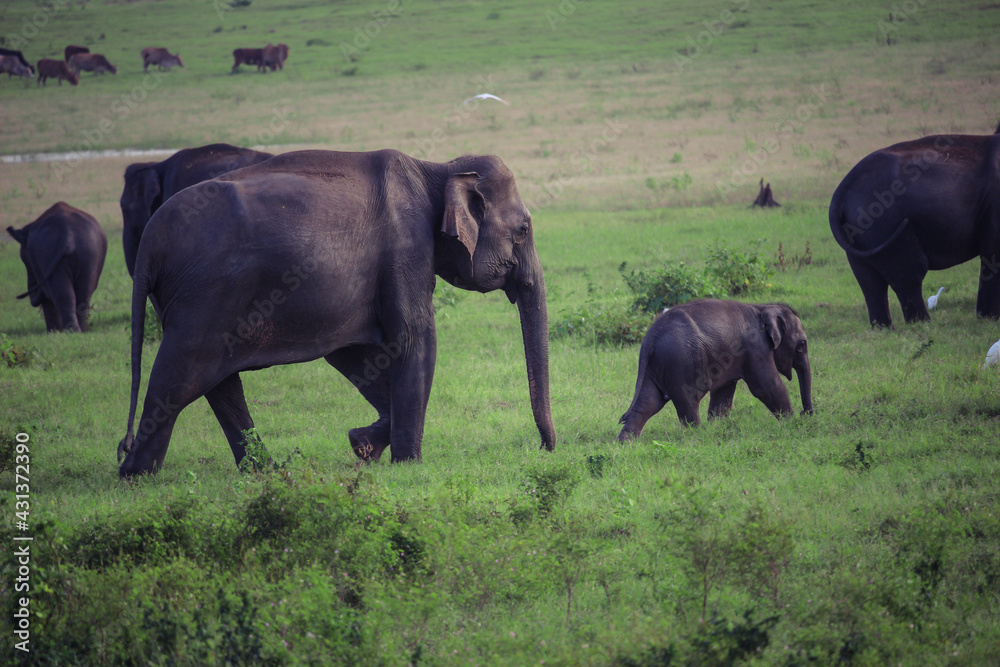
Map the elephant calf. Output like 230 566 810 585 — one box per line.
7 202 107 332
618 299 813 440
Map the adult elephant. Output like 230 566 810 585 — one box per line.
829 134 1000 327
7 202 107 332
117 149 555 476
120 143 273 276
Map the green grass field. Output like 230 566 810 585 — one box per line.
2 1 1000 664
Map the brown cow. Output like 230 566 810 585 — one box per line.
0 54 34 79
142 47 183 71
232 47 263 72
259 43 289 72
64 45 89 62
0 47 34 75
69 53 118 75
36 59 79 86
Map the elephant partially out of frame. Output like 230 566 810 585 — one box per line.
118 149 555 476
829 134 1000 327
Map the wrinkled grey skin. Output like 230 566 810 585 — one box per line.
120 143 273 276
118 149 555 476
7 202 107 332
829 134 1000 327
618 299 812 439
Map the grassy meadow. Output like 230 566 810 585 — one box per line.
2 0 1000 664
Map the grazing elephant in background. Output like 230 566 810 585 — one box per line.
618 299 812 440
829 134 1000 327
120 143 274 275
7 202 107 332
118 149 555 476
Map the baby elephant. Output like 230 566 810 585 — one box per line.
618 299 813 440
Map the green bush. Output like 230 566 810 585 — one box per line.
556 241 777 346
706 240 773 295
552 296 653 346
619 261 724 313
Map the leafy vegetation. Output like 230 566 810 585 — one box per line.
0 333 33 368
556 240 774 345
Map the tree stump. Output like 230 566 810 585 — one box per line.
752 178 781 208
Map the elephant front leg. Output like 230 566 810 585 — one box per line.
744 370 793 419
386 339 436 463
325 347 392 462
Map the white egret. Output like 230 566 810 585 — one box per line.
927 286 946 310
462 93 509 106
984 339 1000 369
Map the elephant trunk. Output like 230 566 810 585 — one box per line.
795 354 813 415
512 268 556 451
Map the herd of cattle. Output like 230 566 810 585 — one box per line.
0 42 289 86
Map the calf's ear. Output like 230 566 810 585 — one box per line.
761 307 784 350
441 171 482 275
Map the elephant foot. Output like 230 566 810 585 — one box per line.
349 421 390 462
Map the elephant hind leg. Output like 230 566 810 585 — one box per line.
204 373 262 468
617 376 667 441
120 338 223 476
891 279 929 323
40 300 62 332
73 278 96 333
46 271 82 332
847 255 892 328
977 256 1000 319
707 381 738 419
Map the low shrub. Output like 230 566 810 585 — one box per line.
556 241 774 345
706 239 772 295
619 261 724 313
552 295 652 346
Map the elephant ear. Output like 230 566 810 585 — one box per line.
7 226 27 246
761 307 784 350
139 167 164 218
441 171 482 277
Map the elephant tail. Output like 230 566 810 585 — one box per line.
14 247 67 301
118 271 149 464
619 332 666 424
829 195 912 258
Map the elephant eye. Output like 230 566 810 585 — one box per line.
514 221 530 242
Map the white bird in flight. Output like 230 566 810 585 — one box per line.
927 286 946 310
462 93 510 106
984 339 1000 369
